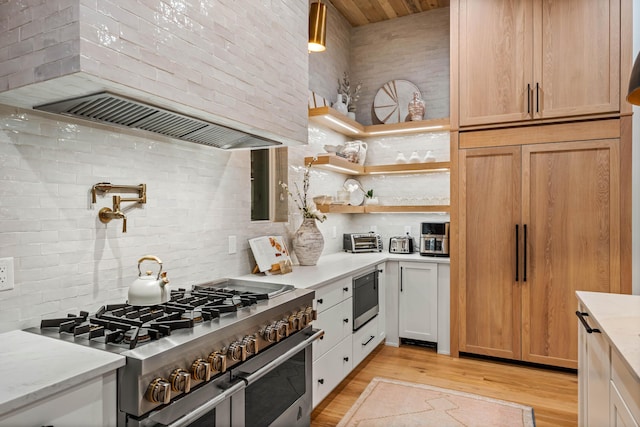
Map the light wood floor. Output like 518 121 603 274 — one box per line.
311 344 578 427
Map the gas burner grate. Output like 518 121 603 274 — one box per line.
38 283 273 349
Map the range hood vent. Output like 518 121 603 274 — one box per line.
35 92 281 150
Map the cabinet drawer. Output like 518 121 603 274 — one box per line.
315 277 352 313
0 372 116 427
312 336 352 408
313 298 352 361
612 349 640 422
352 317 380 367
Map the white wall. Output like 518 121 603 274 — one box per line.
0 0 309 146
0 105 288 332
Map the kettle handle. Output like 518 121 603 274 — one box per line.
137 255 163 279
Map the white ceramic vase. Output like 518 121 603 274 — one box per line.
292 218 324 266
333 94 348 115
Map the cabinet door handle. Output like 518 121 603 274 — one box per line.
535 83 540 113
343 318 349 323
318 378 324 384
362 335 375 346
343 287 349 292
523 224 527 282
343 356 349 362
317 298 323 304
400 267 403 292
575 311 601 333
527 83 531 114
515 224 519 282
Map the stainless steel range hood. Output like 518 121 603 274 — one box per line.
34 92 282 150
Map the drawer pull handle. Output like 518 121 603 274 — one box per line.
318 378 324 384
362 335 375 346
343 287 349 292
317 298 323 304
576 311 600 333
343 318 349 323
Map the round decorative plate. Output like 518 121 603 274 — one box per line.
373 80 421 124
344 178 365 206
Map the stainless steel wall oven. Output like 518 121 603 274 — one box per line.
352 270 379 331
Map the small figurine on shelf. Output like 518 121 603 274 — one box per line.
408 91 425 121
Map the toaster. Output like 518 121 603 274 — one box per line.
389 233 415 254
343 233 383 253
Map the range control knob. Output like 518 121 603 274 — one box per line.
145 377 171 404
276 319 290 339
305 306 317 321
288 313 301 332
190 358 211 382
242 335 259 355
169 368 191 393
228 341 247 361
263 324 279 343
207 351 227 374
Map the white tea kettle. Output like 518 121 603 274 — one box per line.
128 255 170 306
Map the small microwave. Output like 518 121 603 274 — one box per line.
343 233 383 253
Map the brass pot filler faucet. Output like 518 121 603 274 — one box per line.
91 183 147 233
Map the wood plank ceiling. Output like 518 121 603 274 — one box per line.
328 0 450 27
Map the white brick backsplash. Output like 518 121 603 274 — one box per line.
0 103 289 331
1 0 308 146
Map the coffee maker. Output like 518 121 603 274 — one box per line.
419 222 450 257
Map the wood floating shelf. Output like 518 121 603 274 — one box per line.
305 155 450 176
317 204 450 214
308 106 450 137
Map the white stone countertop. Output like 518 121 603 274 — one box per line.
0 330 125 416
237 251 449 290
576 291 640 382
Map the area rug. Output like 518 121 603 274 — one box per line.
337 377 536 427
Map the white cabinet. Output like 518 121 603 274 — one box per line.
610 350 640 426
399 262 438 343
0 371 117 427
312 265 386 409
578 300 640 427
577 307 610 427
312 276 353 408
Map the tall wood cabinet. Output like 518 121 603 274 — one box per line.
458 0 620 127
458 133 621 369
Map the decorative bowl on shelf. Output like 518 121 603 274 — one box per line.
313 195 333 205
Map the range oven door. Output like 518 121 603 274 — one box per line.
127 328 322 427
352 270 379 331
234 327 323 427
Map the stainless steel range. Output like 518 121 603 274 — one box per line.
29 279 321 427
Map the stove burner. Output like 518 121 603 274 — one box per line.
125 328 151 344
39 283 274 349
181 310 203 323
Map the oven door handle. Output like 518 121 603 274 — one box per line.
164 379 246 427
235 328 324 386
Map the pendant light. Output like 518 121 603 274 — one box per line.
309 1 327 52
627 52 640 105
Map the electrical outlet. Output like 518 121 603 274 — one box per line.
228 236 237 254
0 257 14 291
404 226 412 234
